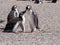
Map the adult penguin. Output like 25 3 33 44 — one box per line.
4 6 26 33
4 5 19 32
25 5 40 32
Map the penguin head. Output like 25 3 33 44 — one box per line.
11 5 17 11
26 5 32 10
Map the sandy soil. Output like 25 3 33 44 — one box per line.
0 0 60 45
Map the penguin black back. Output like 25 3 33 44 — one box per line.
7 5 19 22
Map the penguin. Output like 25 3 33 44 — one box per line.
4 17 22 32
26 5 40 31
4 5 19 32
4 8 26 33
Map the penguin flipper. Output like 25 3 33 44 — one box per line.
32 12 40 29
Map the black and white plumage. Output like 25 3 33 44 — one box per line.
26 5 40 30
4 9 26 32
4 17 22 32
7 5 19 23
4 5 19 32
32 12 39 29
12 10 26 32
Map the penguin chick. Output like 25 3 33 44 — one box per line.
26 5 40 29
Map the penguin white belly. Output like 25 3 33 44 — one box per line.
23 13 34 33
14 9 19 17
22 15 25 32
22 15 25 24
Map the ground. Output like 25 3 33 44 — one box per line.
0 0 60 45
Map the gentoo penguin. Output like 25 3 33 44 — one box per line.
4 5 19 32
7 5 19 23
26 5 40 31
4 8 26 33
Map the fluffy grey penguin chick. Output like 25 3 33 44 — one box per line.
26 5 40 31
